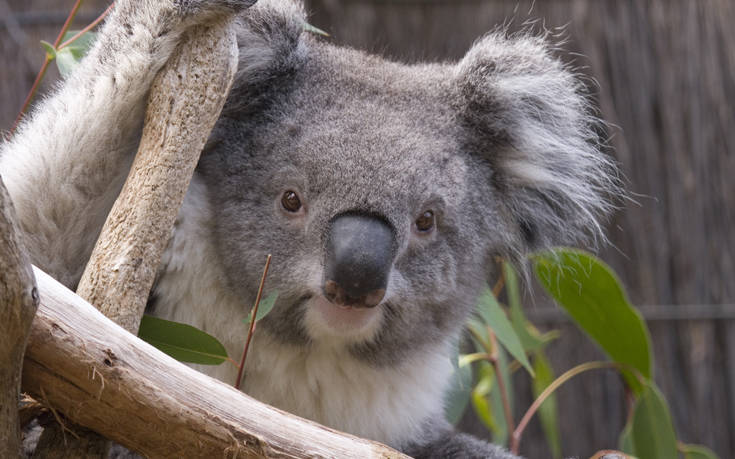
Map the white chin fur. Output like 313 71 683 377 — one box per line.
303 295 384 343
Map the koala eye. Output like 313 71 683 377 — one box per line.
281 190 302 213
415 210 435 233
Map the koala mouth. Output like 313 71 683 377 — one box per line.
306 296 383 338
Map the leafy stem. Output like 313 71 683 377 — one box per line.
9 1 114 138
467 323 517 446
59 3 114 50
510 361 644 455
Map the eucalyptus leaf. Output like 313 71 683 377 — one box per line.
138 315 228 365
303 22 329 37
533 248 652 393
471 365 497 433
503 261 548 353
681 443 720 459
618 419 635 455
243 291 279 325
631 384 678 459
458 352 489 368
55 31 97 78
61 30 98 52
468 317 490 350
476 288 534 376
56 50 80 79
40 40 56 59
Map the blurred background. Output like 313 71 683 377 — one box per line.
1 0 733 457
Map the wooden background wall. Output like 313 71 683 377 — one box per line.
1 0 733 457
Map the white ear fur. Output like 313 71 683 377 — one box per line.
454 32 619 252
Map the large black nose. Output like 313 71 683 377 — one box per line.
323 213 396 308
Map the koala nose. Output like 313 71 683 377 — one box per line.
323 213 396 308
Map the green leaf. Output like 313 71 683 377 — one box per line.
476 288 534 377
61 31 97 54
533 248 652 393
243 291 279 325
458 352 489 368
531 351 562 459
55 31 97 78
40 40 56 59
138 315 228 365
503 262 548 353
55 51 80 78
467 317 490 349
631 384 678 459
444 344 473 425
471 364 497 433
618 419 635 455
303 22 330 37
681 444 720 459
503 261 523 312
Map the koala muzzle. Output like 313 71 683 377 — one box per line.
324 214 396 308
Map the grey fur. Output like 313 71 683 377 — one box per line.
404 419 520 459
1 0 617 457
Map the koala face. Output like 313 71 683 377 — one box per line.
198 43 510 365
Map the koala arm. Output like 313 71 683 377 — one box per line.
403 419 520 459
0 0 251 287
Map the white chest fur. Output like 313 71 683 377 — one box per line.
151 178 453 448
242 333 452 448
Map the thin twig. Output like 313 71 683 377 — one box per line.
58 3 114 50
9 0 101 137
510 361 641 454
53 0 84 48
234 254 272 390
9 58 51 137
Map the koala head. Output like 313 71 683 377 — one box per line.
196 1 617 366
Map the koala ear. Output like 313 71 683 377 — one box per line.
223 0 307 115
453 32 619 254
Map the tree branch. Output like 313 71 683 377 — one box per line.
76 18 239 334
0 176 39 455
22 267 407 458
33 17 243 456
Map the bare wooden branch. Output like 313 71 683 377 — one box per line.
76 19 239 333
0 176 39 455
33 18 242 457
22 267 407 458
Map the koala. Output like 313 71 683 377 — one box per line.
1 0 616 457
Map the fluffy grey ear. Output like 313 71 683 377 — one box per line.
453 32 619 255
223 0 307 115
